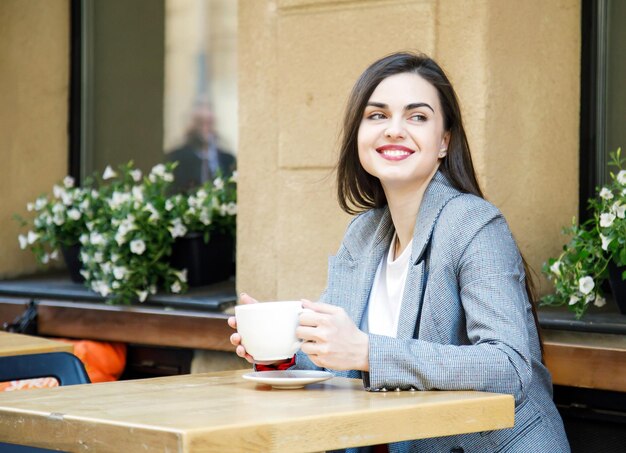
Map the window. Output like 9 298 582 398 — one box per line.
580 0 626 220
69 0 237 187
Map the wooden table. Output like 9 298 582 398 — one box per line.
0 369 514 452
0 331 73 357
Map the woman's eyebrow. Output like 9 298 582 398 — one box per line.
406 102 434 113
365 101 435 113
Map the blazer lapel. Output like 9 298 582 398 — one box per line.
332 208 394 330
396 172 463 339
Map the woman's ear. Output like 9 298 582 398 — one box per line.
438 132 451 158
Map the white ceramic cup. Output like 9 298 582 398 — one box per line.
235 301 307 361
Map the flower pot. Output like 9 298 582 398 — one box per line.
170 232 235 286
61 243 85 284
608 261 626 315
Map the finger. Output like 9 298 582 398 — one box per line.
300 340 323 356
239 293 259 304
298 310 321 327
296 326 319 342
302 299 338 314
227 316 237 329
236 345 255 363
230 332 242 346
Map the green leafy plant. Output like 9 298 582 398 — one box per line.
77 162 188 304
166 171 237 243
542 148 626 318
15 176 101 265
16 161 240 305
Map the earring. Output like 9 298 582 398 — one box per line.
438 149 447 158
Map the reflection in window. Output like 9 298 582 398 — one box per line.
164 0 237 193
77 0 237 186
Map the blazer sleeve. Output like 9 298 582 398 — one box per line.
365 211 533 404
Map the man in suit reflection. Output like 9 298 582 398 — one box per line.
167 103 236 193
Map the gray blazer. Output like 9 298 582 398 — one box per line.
294 172 570 452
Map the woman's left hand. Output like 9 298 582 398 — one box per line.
297 300 369 372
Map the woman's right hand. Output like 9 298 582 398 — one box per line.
228 293 286 366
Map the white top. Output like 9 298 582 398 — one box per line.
367 234 413 337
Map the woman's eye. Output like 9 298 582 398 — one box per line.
409 113 427 122
367 112 386 120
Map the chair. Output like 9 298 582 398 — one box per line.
0 352 90 453
0 352 90 386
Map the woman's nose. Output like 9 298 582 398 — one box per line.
384 119 406 139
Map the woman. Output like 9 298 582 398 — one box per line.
229 52 570 452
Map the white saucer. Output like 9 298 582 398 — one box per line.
242 370 333 389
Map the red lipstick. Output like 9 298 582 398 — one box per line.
375 145 415 161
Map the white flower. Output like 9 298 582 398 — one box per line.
612 202 626 219
145 203 160 221
168 218 187 238
136 290 148 302
67 208 81 221
594 295 607 307
230 171 238 183
175 269 188 283
80 251 90 264
18 235 28 249
102 165 117 180
550 261 561 276
52 203 65 215
165 199 175 211
26 202 35 211
171 281 182 293
61 190 74 206
79 233 89 245
130 169 142 182
91 280 111 297
578 276 595 295
109 191 130 210
600 233 613 251
148 285 157 295
93 252 103 263
34 197 47 211
49 250 59 260
585 292 595 304
79 269 90 280
200 209 211 225
599 187 614 200
568 294 580 306
27 231 39 244
53 214 64 226
131 186 144 202
213 177 224 191
63 176 75 188
130 239 146 255
112 266 128 280
600 213 616 228
90 232 105 245
41 254 50 264
111 281 121 289
101 262 112 275
53 184 65 199
149 163 174 182
226 202 237 216
617 170 626 185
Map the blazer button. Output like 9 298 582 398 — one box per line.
450 447 464 453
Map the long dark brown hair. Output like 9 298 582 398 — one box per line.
336 51 542 349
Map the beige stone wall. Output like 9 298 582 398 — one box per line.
237 0 581 300
0 0 69 277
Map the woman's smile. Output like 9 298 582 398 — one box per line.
376 144 415 161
